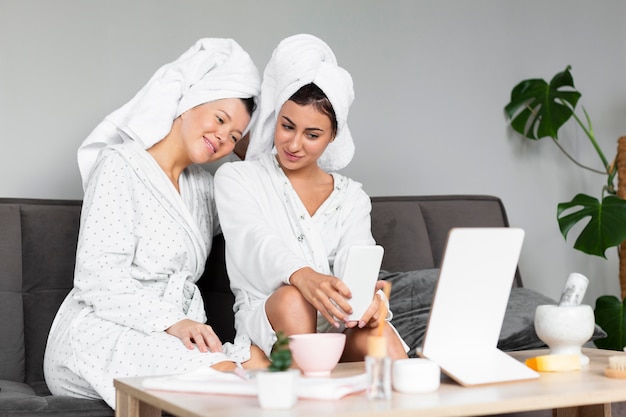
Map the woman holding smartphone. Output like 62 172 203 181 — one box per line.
214 34 408 362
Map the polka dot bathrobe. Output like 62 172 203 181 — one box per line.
43 141 251 407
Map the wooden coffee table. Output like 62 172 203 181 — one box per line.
115 348 626 417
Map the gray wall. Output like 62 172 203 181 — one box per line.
2 0 626 305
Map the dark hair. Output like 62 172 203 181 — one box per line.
288 83 337 137
240 97 257 116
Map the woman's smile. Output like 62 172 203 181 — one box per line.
203 136 217 154
282 149 302 162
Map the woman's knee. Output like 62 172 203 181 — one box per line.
267 285 313 314
266 285 316 332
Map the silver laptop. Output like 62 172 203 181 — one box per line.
417 227 539 386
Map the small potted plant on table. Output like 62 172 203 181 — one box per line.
256 331 300 409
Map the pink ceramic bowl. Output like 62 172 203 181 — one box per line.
289 333 346 376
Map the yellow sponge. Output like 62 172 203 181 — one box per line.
525 354 581 372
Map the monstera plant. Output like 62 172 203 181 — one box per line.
504 65 626 350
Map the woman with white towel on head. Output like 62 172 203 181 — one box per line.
214 34 409 362
43 38 268 408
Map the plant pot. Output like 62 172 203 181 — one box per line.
256 368 300 409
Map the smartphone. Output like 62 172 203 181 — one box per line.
340 245 384 322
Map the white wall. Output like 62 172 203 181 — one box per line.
2 0 626 305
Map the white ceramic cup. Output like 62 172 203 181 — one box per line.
392 358 440 393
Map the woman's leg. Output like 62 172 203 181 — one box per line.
265 285 317 335
341 322 408 362
212 345 270 371
244 344 271 369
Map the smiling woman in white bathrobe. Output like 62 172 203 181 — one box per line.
43 38 268 408
214 34 408 363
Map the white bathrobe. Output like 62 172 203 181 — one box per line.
44 141 250 407
214 153 376 356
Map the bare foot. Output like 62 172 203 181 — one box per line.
211 361 237 372
210 345 270 373
243 344 270 369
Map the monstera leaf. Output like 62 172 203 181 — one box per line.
557 194 626 258
504 65 581 140
594 295 626 350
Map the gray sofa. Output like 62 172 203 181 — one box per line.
0 195 601 417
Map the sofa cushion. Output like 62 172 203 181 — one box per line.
381 269 606 357
0 201 82 387
21 203 81 385
498 288 561 351
371 199 434 271
0 380 113 417
370 195 524 287
0 204 26 383
0 380 36 396
382 269 438 357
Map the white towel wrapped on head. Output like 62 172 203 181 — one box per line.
246 33 355 172
77 38 261 190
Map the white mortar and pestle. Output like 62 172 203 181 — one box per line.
533 272 595 367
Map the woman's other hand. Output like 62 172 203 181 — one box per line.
289 267 352 327
354 280 387 328
166 319 223 353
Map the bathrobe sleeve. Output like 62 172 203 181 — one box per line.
73 154 188 333
214 162 310 296
331 189 376 279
